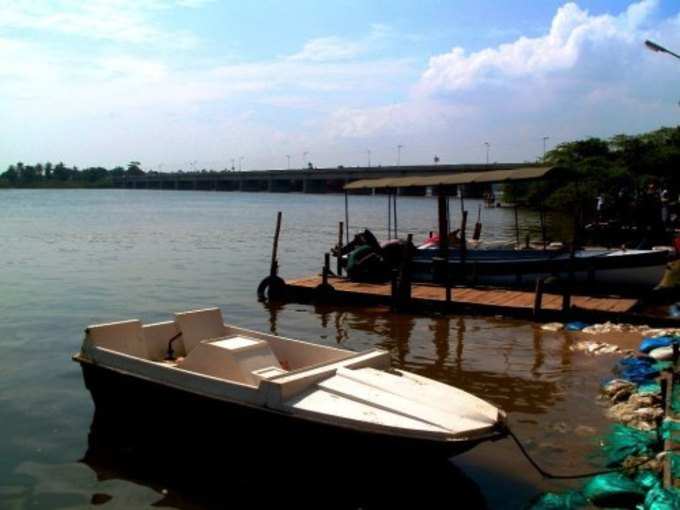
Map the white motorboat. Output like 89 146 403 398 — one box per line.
74 307 506 458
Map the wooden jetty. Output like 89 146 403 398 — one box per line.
283 275 650 323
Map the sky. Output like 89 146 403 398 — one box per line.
1 0 679 171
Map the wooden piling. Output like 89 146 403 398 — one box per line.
436 190 452 303
323 252 330 286
270 211 282 277
533 277 545 318
337 221 344 276
562 285 572 313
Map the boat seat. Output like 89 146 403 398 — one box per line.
178 334 284 386
174 307 226 354
86 319 148 358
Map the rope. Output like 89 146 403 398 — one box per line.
505 425 662 480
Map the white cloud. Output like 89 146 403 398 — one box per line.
287 23 394 62
0 0 201 47
419 0 659 93
288 36 365 62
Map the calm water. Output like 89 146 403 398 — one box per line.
1 189 617 509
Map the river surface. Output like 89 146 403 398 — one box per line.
1 189 627 509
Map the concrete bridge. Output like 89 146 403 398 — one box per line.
113 163 536 195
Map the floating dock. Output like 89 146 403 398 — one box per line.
283 275 680 326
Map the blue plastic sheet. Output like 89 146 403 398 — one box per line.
615 357 660 384
640 336 676 354
565 321 589 331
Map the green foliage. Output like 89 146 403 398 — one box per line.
0 161 141 188
506 126 680 213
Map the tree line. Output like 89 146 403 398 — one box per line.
505 126 680 214
0 161 144 187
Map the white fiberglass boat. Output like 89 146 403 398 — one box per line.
74 307 505 458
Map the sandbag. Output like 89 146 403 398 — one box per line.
648 346 675 361
640 336 676 354
582 473 644 507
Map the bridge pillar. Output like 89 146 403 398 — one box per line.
303 179 327 193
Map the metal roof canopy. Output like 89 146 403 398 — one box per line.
343 166 554 190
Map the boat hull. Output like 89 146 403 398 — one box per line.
77 359 503 461
412 248 672 290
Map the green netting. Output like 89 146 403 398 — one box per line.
599 424 659 467
671 453 680 479
644 485 680 510
639 382 663 395
582 473 645 507
672 384 680 414
529 491 587 510
660 420 680 442
635 471 662 492
654 361 674 372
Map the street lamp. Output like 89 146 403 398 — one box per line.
397 144 403 166
484 142 490 165
645 40 680 61
239 156 244 172
286 155 291 170
367 149 371 168
302 151 309 168
542 136 550 160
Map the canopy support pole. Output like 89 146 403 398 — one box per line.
392 192 399 239
514 205 520 247
344 190 349 244
460 188 467 261
540 201 547 251
387 190 392 239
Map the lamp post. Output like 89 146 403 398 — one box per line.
645 40 680 61
397 144 403 166
367 149 371 168
302 151 309 168
484 142 490 166
239 156 244 172
286 155 291 170
542 136 550 160
231 158 235 171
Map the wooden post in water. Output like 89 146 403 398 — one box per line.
270 211 282 277
533 277 545 319
436 189 451 303
322 253 330 287
561 284 572 313
337 221 344 276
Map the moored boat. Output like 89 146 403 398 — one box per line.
74 307 506 459
412 246 674 289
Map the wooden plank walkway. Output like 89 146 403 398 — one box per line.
286 276 639 315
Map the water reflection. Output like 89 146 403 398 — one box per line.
81 411 489 509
